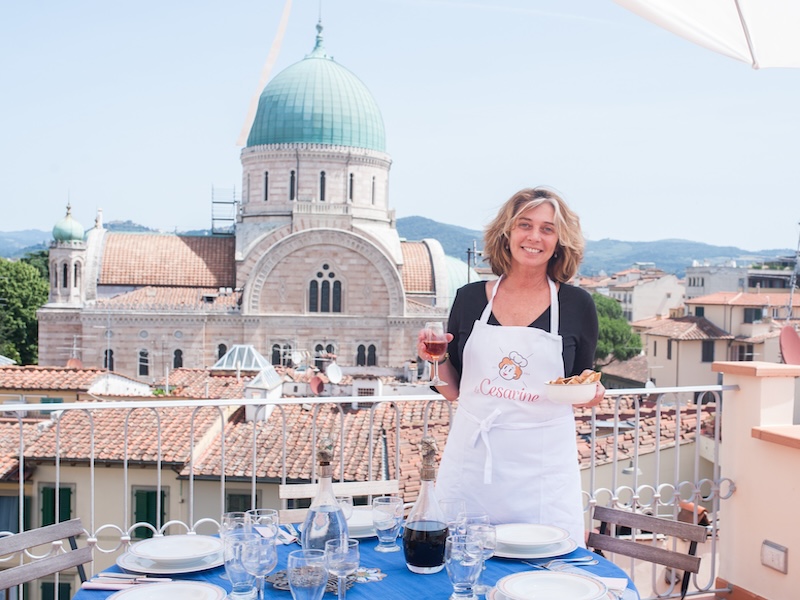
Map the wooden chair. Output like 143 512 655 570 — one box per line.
279 480 400 523
0 518 91 590
587 505 708 600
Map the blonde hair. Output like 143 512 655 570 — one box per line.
483 187 584 282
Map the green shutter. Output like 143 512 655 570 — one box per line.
42 487 55 526
59 487 72 521
23 495 32 531
41 581 71 600
134 489 167 539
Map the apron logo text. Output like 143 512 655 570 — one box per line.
476 378 541 403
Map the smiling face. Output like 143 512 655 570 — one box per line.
507 202 559 273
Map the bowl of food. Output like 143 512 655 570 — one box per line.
545 371 601 405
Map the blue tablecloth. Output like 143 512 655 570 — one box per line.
75 537 639 599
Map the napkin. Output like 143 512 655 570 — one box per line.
81 582 141 591
597 576 628 594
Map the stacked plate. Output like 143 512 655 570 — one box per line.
494 524 577 559
117 535 224 574
491 572 608 600
346 506 376 538
108 581 226 600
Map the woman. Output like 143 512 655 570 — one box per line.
418 187 604 546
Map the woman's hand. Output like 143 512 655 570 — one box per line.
574 369 605 408
417 328 454 363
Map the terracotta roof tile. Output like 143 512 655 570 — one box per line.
0 419 44 480
0 366 110 391
688 291 800 307
401 242 434 294
99 233 235 288
97 287 241 311
153 369 253 399
644 316 733 340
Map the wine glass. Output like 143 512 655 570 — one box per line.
241 529 278 600
423 321 448 386
287 549 328 600
445 534 483 600
372 496 403 552
439 498 467 536
245 508 280 539
325 538 359 600
466 523 496 596
336 496 354 521
458 511 490 535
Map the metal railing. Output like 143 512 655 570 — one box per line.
0 385 733 599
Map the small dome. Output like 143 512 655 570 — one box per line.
52 204 85 242
246 22 386 152
444 255 480 306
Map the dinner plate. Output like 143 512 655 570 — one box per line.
495 523 570 548
128 535 223 567
116 550 224 574
108 581 226 600
497 571 607 600
493 537 577 559
487 588 618 600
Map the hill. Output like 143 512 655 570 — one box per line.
1 220 793 277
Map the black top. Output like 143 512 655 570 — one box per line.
446 280 598 379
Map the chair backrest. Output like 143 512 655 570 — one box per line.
587 505 707 599
0 518 91 590
279 480 400 523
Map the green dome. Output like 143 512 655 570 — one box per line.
246 23 386 152
52 204 84 242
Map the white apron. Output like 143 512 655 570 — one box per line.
436 276 585 546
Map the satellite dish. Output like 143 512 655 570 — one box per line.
291 351 304 365
310 376 324 396
326 362 343 384
780 325 800 365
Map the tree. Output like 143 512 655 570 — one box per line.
593 293 642 367
0 258 50 364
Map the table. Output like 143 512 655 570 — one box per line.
74 537 639 599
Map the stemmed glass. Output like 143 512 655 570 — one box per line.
439 498 467 535
458 511 490 535
445 534 483 600
423 321 448 386
324 538 360 600
287 549 328 600
245 508 280 539
241 529 278 600
467 523 496 596
372 496 404 552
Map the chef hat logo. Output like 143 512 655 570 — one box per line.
498 351 527 381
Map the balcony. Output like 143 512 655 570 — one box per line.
1 361 798 600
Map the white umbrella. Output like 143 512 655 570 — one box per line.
614 0 800 69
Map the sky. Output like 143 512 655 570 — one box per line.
2 1 799 251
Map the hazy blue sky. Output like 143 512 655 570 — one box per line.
2 1 799 250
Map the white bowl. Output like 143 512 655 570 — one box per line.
544 381 597 405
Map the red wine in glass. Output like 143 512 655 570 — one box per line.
423 322 448 386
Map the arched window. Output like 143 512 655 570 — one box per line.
73 263 81 289
138 349 149 377
290 170 296 201
104 349 114 371
263 171 269 201
315 344 325 370
356 345 366 366
173 349 183 369
309 280 318 312
282 343 292 367
319 171 326 201
62 264 68 288
320 281 330 313
371 176 376 205
271 344 281 366
348 173 354 201
367 344 377 366
217 344 227 360
246 173 251 204
308 264 342 313
51 263 57 288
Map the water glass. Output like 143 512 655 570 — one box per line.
372 496 403 552
336 496 354 521
445 534 483 600
241 527 278 600
466 523 496 595
220 512 248 582
224 531 260 599
458 511 489 535
325 538 359 600
246 508 280 538
287 549 328 600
